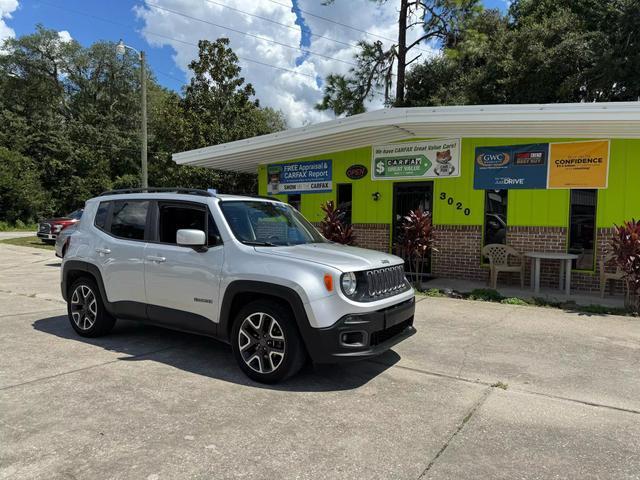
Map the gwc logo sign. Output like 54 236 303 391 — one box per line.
476 151 511 167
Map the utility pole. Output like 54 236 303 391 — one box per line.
140 50 147 189
116 40 147 189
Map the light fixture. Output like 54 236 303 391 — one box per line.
372 192 381 201
115 39 126 56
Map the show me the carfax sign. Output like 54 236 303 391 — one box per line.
372 138 461 180
266 160 332 194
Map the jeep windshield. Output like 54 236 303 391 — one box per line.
219 200 325 246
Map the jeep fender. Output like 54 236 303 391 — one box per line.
219 280 321 357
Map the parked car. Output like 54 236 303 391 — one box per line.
61 188 416 383
37 209 83 244
55 223 77 258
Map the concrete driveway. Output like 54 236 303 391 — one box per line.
1 244 639 479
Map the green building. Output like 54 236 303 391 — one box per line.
173 103 640 294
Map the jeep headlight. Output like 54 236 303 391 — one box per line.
340 272 357 296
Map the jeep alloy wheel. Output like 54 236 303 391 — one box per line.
238 312 286 374
70 284 98 331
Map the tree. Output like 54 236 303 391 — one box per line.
317 0 480 115
0 148 45 223
0 26 160 216
0 29 286 223
404 0 640 106
148 38 286 194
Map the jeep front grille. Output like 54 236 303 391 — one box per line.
365 265 408 297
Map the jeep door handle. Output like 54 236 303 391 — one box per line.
147 255 166 263
95 248 111 255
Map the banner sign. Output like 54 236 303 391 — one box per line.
372 139 461 180
473 140 610 190
473 143 548 190
266 160 332 194
547 140 609 189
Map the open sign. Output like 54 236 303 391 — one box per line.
346 164 368 180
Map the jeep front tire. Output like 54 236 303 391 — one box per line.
231 299 306 383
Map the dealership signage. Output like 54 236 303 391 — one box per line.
474 143 548 190
548 140 609 189
346 164 368 180
266 160 332 194
372 139 461 180
474 140 610 190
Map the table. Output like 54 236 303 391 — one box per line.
524 252 579 296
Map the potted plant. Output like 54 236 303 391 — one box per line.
611 219 640 312
397 208 434 288
320 200 355 245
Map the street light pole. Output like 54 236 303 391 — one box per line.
116 40 147 189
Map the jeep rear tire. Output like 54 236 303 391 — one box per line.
67 277 116 337
231 299 306 383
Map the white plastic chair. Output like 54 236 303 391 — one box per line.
482 244 525 289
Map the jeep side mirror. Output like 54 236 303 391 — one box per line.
176 229 206 250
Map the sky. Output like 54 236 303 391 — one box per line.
1 0 508 127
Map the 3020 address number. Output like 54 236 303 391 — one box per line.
439 192 471 216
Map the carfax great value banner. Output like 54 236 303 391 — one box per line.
473 143 548 190
266 160 332 194
372 139 461 180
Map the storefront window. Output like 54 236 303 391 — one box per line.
568 189 597 270
288 194 301 211
484 190 508 246
337 183 352 225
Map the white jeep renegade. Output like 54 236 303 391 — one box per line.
61 188 416 383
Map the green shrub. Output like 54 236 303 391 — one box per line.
468 288 504 302
423 288 445 297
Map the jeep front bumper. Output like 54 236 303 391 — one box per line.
302 297 416 364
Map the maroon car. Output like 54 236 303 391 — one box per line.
37 209 83 244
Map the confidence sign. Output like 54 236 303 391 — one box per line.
372 139 461 180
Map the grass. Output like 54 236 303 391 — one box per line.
0 221 37 232
0 236 55 250
423 288 446 297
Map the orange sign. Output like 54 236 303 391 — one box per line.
548 140 609 189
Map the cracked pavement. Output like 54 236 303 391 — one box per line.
1 243 639 479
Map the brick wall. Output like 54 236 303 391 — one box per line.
506 226 566 288
314 222 624 295
351 223 390 252
507 226 623 294
431 225 487 282
312 222 391 253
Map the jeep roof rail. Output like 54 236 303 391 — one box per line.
98 187 216 197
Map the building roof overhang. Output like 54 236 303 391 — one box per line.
172 102 640 173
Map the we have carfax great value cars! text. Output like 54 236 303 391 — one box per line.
60 189 416 382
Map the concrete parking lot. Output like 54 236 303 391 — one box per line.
1 242 639 479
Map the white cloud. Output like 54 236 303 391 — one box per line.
0 0 19 44
135 0 437 127
57 30 73 43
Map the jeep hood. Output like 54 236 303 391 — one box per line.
255 243 403 271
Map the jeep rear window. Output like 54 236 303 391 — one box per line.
220 201 324 246
109 200 149 241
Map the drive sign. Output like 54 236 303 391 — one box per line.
474 143 548 190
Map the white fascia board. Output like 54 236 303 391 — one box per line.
172 102 640 169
